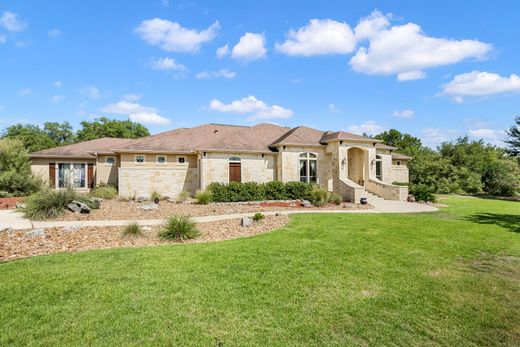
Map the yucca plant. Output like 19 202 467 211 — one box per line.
252 212 265 222
159 215 200 241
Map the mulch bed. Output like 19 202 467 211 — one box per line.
0 215 290 262
0 197 25 210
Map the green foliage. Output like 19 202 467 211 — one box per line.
327 192 343 205
252 212 265 222
284 181 313 200
263 181 286 200
1 122 75 153
24 188 78 220
150 190 162 202
43 122 75 145
0 139 43 196
195 190 212 205
309 187 329 207
482 159 520 196
505 116 520 158
121 223 143 238
76 117 150 141
74 195 100 209
410 184 436 203
90 185 118 199
392 182 409 186
207 181 315 202
159 215 200 241
176 191 190 202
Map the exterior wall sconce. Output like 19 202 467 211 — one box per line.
340 140 343 145
341 158 346 169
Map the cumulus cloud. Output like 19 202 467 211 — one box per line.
209 95 293 121
123 94 141 102
354 10 391 41
468 128 504 141
421 128 460 147
53 80 62 88
216 44 229 58
196 69 236 79
231 33 267 62
81 85 100 99
0 11 27 32
0 34 6 44
347 120 384 135
392 109 415 119
135 18 219 53
101 99 171 125
47 29 63 38
441 71 520 102
350 19 491 81
275 19 356 56
148 57 187 71
51 95 64 103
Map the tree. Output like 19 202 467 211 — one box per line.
0 139 43 196
505 116 520 157
76 117 150 141
2 124 56 153
374 129 423 156
44 121 75 145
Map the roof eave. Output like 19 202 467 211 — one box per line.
30 154 96 159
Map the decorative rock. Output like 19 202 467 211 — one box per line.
67 202 81 213
25 228 45 237
90 197 104 203
142 226 152 231
68 200 91 214
0 227 14 234
241 216 253 227
360 198 368 205
301 200 312 208
139 203 158 211
136 196 148 203
63 225 80 232
407 195 416 203
275 213 283 217
15 202 26 209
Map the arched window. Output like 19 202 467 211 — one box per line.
299 152 317 183
375 154 382 180
229 156 241 162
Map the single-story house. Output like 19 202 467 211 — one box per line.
29 123 412 201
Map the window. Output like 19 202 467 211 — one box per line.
135 155 145 164
299 152 317 183
375 155 382 180
396 160 401 166
58 163 86 188
156 155 167 165
177 156 186 164
229 156 241 162
105 156 115 166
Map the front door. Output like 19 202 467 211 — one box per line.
229 162 241 183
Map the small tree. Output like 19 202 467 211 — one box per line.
0 139 42 196
505 116 520 159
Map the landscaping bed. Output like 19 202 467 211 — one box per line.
49 200 372 221
0 197 25 210
0 215 290 262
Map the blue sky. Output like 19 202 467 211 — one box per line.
1 0 519 147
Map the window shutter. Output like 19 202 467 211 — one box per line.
88 163 94 188
49 163 56 188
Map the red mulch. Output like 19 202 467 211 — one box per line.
259 200 305 208
0 197 25 210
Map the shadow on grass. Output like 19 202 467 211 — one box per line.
464 213 520 233
473 195 520 202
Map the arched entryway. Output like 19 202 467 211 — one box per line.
347 147 366 186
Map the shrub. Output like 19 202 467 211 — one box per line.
121 222 143 238
75 194 100 209
309 187 329 207
195 190 212 205
159 215 199 241
264 181 286 200
176 191 190 202
410 184 436 203
150 190 162 202
285 181 313 200
90 185 118 199
24 188 78 220
242 182 265 201
328 192 343 205
252 212 265 222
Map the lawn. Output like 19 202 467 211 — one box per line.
1 196 519 346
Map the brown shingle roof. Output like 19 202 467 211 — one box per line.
270 126 326 147
392 152 413 160
320 131 381 143
30 138 134 158
375 143 397 150
112 123 290 153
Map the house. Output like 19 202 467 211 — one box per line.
29 123 412 201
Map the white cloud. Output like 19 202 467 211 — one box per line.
328 103 338 112
231 33 267 62
392 109 415 119
53 80 62 88
441 71 520 102
350 16 491 80
123 94 141 102
14 40 29 48
196 69 236 79
18 88 32 96
354 10 391 41
81 85 100 99
47 29 63 38
275 19 356 56
148 57 187 71
209 95 293 120
51 95 64 103
421 128 460 147
347 120 384 135
135 18 219 53
162 0 170 7
0 34 6 44
129 112 171 125
468 128 504 142
0 11 27 32
216 44 229 58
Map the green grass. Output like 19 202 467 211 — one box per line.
1 196 519 346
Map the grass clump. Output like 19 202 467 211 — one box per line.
159 215 199 241
195 190 212 205
328 192 343 205
309 187 329 207
24 188 77 220
90 185 118 199
252 212 265 222
176 191 190 202
150 190 162 203
121 222 143 238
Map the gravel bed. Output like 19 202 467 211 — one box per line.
49 200 372 221
0 215 290 262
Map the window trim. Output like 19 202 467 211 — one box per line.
177 156 187 165
105 156 116 166
299 152 318 184
134 154 146 165
56 161 88 190
156 155 167 165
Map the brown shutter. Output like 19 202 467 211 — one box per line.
49 163 56 188
88 163 94 188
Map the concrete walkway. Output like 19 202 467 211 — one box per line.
0 200 437 230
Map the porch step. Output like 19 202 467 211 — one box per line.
360 191 385 203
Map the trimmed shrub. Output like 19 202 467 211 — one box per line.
195 190 212 205
410 184 436 203
328 192 343 205
309 187 329 207
285 181 313 200
207 181 315 203
121 222 143 238
264 181 286 200
24 188 78 220
252 212 265 222
90 185 118 199
159 215 199 241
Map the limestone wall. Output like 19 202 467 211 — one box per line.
31 157 96 191
390 165 409 183
277 146 332 190
96 155 119 186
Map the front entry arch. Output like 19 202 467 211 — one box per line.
347 147 366 186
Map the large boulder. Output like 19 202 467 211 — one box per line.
241 216 253 227
139 203 158 211
68 201 91 214
301 200 312 208
15 202 26 209
25 228 45 237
